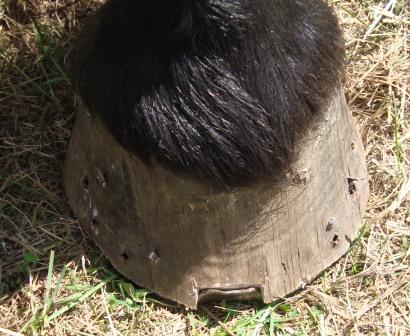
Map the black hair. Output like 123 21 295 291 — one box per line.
68 0 345 187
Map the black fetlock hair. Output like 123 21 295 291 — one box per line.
68 0 345 187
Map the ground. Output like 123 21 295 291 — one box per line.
0 0 409 335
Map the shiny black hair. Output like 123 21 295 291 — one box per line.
68 0 345 187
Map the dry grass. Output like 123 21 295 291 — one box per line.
0 0 409 335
